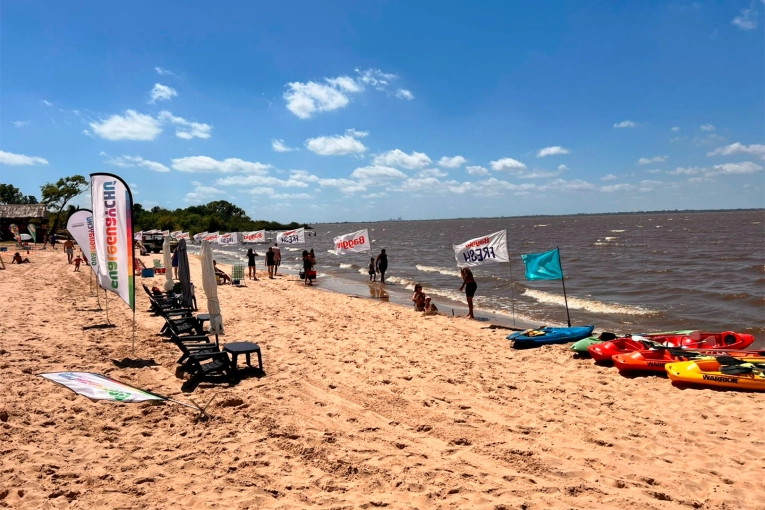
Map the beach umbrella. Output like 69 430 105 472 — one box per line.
162 235 174 291
176 239 194 309
200 240 224 343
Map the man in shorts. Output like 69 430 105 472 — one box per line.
63 239 75 264
273 243 281 276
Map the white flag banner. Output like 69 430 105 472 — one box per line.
90 173 135 310
40 372 165 403
66 209 98 275
242 230 266 243
276 228 305 245
203 232 220 243
161 230 170 236
218 232 238 245
134 231 143 241
193 232 208 242
170 230 182 239
333 229 371 254
176 232 190 240
453 230 509 267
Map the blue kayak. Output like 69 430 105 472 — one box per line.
507 325 595 348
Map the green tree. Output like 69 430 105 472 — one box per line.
40 175 88 233
0 183 39 204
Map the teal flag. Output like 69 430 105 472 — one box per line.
521 248 563 281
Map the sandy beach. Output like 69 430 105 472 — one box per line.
1 247 763 509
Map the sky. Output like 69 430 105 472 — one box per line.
1 1 763 223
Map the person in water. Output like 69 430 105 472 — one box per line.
459 267 477 319
265 247 275 279
302 250 313 286
368 257 377 282
376 248 388 284
246 248 259 280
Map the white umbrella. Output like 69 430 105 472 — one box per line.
162 235 174 291
200 241 224 343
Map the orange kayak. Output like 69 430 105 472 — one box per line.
614 348 765 373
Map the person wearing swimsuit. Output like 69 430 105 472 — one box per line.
246 248 259 280
459 267 477 319
376 248 388 284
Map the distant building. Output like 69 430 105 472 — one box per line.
0 204 49 242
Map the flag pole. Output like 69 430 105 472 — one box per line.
557 247 571 327
509 259 516 327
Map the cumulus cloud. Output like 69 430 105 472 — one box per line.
305 133 367 156
708 142 765 161
671 126 680 132
614 120 638 128
171 156 271 174
373 149 432 169
184 181 225 203
490 157 527 171
558 164 569 171
417 168 448 178
536 146 570 157
216 174 312 188
395 89 414 100
157 111 212 139
103 154 169 172
355 68 398 90
149 83 178 103
710 162 762 175
272 139 299 152
13 120 31 127
438 155 467 168
90 110 163 141
155 67 177 77
466 165 489 176
345 128 369 138
732 8 758 29
41 100 53 107
351 165 408 185
0 150 49 166
700 123 715 132
638 155 668 165
601 174 617 181
318 178 367 194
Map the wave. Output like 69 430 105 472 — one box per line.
610 230 626 232
604 236 618 241
523 289 654 315
415 264 461 277
339 263 358 269
386 276 417 290
534 224 548 227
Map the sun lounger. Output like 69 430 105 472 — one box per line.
184 350 234 384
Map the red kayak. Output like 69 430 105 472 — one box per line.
613 347 765 373
587 331 755 362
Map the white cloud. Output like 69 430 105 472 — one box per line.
558 164 569 171
671 126 680 132
155 67 177 77
289 170 320 183
613 120 638 128
216 174 314 188
13 120 31 127
271 139 299 152
89 110 162 141
157 111 212 139
667 166 702 175
732 8 758 29
362 192 388 199
351 165 408 185
600 180 664 193
305 133 367 156
245 187 312 199
517 169 565 179
417 168 448 178
536 146 571 157
700 123 715 132
325 76 362 93
318 178 367 194
355 68 398 90
647 169 663 174
601 174 617 181
103 155 169 173
490 157 527 171
707 142 765 160
41 100 53 107
638 155 668 165
0 150 49 166
373 149 432 169
171 156 271 174
438 155 467 168
466 165 489 176
710 162 762 175
538 179 596 192
600 183 634 193
184 182 224 203
149 83 178 103
345 128 369 138
395 89 414 100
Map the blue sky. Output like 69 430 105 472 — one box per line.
1 1 763 223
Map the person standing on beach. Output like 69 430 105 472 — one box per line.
368 257 377 282
42 234 49 250
302 250 313 286
63 238 74 264
266 247 275 279
73 254 83 272
459 267 477 319
273 243 281 276
376 248 388 284
49 233 57 250
246 248 259 280
171 248 179 279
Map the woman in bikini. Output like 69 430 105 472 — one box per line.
459 267 477 319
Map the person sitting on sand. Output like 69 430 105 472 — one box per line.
73 254 83 272
11 252 30 264
424 301 438 315
213 260 231 284
412 284 426 311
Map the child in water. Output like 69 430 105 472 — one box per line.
368 257 377 282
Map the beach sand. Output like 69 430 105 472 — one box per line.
1 248 762 509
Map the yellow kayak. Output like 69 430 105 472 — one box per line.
666 358 765 392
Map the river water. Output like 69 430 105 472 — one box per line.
190 210 765 347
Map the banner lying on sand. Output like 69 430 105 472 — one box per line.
277 228 305 245
218 232 238 245
66 209 98 275
334 229 371 254
40 372 165 403
90 173 135 310
453 230 509 267
242 230 265 243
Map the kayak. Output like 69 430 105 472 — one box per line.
666 358 765 391
508 325 595 348
588 331 755 362
570 330 695 355
614 348 765 373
